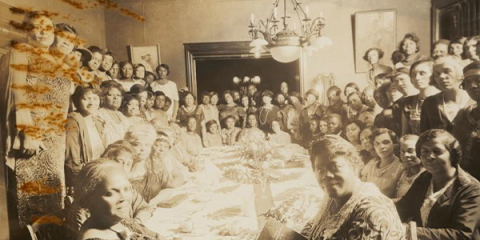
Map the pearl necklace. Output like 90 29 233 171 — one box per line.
259 107 271 125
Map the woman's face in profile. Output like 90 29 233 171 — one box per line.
89 168 132 222
314 155 356 200
28 15 55 48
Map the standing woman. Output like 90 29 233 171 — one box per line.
396 129 480 240
300 89 327 145
363 47 393 86
420 56 473 133
0 12 75 227
150 64 180 121
117 61 137 91
97 81 130 145
453 61 480 180
398 33 428 68
219 90 245 126
177 92 198 126
257 90 280 132
399 60 439 135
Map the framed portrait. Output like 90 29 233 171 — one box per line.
129 44 161 73
354 9 396 73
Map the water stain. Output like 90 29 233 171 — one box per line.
18 179 62 195
31 215 64 226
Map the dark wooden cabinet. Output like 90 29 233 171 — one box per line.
432 0 480 41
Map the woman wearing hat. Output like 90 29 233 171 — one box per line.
453 61 480 180
257 90 280 132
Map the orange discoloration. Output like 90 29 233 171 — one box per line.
55 0 145 23
31 215 64 226
18 179 62 195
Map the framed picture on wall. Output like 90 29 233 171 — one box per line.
354 9 396 73
129 44 161 73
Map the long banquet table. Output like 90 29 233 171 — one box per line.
146 144 324 240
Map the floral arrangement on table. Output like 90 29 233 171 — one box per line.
223 132 305 184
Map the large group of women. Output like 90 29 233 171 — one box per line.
1 10 480 240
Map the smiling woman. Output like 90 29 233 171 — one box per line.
302 135 405 240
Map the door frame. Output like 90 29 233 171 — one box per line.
183 41 305 97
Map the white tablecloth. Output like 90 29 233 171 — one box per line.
146 145 323 240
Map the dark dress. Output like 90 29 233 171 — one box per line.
453 104 480 180
257 105 280 132
83 218 166 240
420 91 472 133
398 94 424 135
396 168 480 240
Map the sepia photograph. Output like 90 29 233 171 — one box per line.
1 0 480 239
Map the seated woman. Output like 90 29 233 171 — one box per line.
221 115 241 146
396 129 480 240
130 84 153 122
65 140 155 237
97 81 130 145
301 135 404 240
344 119 364 152
358 127 378 164
184 116 204 158
267 119 292 145
66 86 106 189
202 120 223 148
196 91 220 128
124 123 172 203
304 116 323 152
361 128 404 198
394 134 424 200
151 91 169 125
237 113 266 143
74 159 166 240
120 93 144 128
345 92 370 122
374 81 399 134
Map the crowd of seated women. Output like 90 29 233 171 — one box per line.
2 10 480 240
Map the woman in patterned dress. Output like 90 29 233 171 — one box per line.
302 135 405 240
97 81 130 145
1 13 76 227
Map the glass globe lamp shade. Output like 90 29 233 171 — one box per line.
249 38 269 47
270 46 302 63
313 36 333 49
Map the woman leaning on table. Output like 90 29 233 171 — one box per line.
74 159 166 240
301 135 405 240
396 129 480 240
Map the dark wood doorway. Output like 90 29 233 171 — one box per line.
184 41 305 101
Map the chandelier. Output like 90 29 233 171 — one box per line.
248 0 333 63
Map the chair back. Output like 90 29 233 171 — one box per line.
26 209 67 240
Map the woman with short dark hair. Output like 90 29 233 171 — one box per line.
396 129 480 240
97 81 130 145
117 61 138 91
363 47 393 85
151 63 180 120
257 90 280 132
66 86 106 189
219 90 245 126
398 33 428 68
